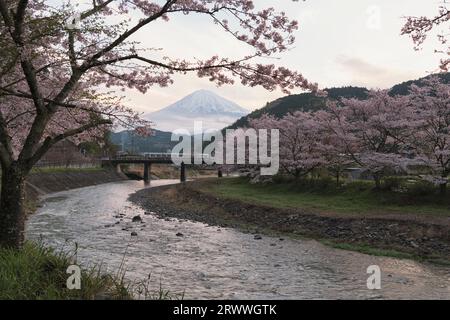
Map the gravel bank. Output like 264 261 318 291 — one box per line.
129 181 450 262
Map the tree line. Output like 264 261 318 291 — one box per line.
251 77 450 194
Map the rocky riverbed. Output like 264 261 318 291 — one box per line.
129 181 450 263
27 179 450 299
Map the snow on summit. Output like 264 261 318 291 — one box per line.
146 90 249 133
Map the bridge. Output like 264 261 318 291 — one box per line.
101 153 219 183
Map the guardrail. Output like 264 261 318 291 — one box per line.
112 154 213 161
34 159 102 168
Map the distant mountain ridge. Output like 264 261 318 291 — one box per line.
228 72 450 129
109 129 176 154
111 73 450 153
145 90 249 132
158 89 248 116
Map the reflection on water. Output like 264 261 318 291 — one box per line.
26 180 450 299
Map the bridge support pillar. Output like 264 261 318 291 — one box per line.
116 164 121 174
218 168 223 178
143 163 151 183
180 162 186 183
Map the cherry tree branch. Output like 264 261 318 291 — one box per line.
28 118 112 170
84 0 177 67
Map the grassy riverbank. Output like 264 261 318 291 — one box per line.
199 177 450 218
0 242 130 300
26 167 127 195
0 168 135 299
130 178 450 263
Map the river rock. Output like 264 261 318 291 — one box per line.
131 231 138 236
176 232 184 237
254 235 262 240
132 215 142 223
410 241 419 248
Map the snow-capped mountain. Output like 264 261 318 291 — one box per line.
145 90 249 133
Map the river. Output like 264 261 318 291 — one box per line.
26 180 450 299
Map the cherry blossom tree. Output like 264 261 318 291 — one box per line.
0 0 318 249
314 110 352 186
324 92 414 189
402 5 450 70
251 112 325 179
407 77 450 194
248 75 449 196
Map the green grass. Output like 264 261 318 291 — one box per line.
319 240 416 260
319 240 450 265
200 177 450 217
0 242 131 300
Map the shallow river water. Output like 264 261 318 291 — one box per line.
26 180 450 299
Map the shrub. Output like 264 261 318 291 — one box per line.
407 180 437 197
381 177 403 192
345 180 373 192
308 177 335 191
272 174 295 184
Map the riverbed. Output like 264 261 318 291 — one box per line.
26 180 450 299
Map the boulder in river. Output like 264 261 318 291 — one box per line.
131 231 138 236
132 215 142 223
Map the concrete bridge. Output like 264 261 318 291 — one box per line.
101 153 219 183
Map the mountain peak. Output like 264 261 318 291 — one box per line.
160 89 249 116
146 90 249 132
191 89 215 95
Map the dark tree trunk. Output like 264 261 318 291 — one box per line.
373 174 381 190
439 182 447 195
335 169 341 187
0 165 26 249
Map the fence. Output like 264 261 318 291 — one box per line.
33 159 102 169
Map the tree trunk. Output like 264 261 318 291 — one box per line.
0 165 26 249
439 182 447 196
373 174 381 190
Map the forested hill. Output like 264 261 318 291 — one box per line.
389 72 450 95
109 129 177 154
228 72 450 129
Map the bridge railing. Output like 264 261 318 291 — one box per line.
112 153 172 161
34 159 102 169
111 153 213 162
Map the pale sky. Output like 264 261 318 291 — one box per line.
121 0 442 113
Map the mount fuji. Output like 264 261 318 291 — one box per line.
145 90 249 132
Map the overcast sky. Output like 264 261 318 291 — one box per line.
122 0 442 113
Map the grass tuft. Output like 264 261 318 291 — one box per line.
0 242 131 300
